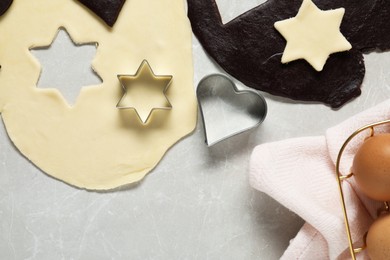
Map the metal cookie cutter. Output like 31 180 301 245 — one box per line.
336 119 390 260
117 60 172 124
197 74 267 146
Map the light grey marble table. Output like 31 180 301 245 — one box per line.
2 0 390 259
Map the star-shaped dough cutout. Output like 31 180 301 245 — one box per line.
274 0 352 71
117 60 172 124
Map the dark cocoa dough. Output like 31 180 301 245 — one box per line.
0 0 12 16
77 0 126 27
187 0 390 108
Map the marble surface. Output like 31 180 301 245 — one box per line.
2 0 390 259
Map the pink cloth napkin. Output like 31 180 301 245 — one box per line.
250 100 390 260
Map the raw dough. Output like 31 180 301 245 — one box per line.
77 0 126 27
274 0 352 71
187 0 390 108
0 0 12 16
0 0 197 190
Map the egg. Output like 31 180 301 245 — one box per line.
352 134 390 201
367 213 390 260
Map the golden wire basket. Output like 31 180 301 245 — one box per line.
336 119 390 260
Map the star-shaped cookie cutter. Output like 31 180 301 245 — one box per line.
117 60 173 124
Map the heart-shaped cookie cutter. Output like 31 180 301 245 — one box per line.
197 74 267 146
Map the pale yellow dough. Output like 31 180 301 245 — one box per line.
274 0 352 71
0 0 197 189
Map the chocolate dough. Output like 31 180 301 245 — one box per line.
77 0 126 27
0 0 12 16
187 0 390 108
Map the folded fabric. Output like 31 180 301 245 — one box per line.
250 100 390 259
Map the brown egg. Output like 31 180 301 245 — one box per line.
367 214 390 260
352 134 390 201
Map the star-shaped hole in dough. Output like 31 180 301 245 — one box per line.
30 28 102 105
274 0 352 71
117 60 172 124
